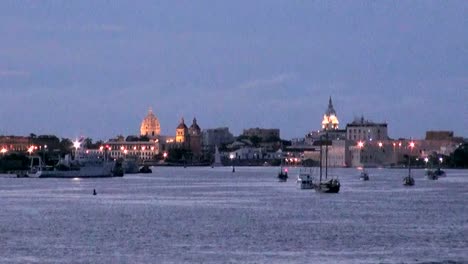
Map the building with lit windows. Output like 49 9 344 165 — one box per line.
346 116 388 141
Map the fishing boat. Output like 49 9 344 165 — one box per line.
313 134 340 193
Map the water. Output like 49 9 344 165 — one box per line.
0 167 467 264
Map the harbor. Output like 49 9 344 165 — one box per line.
1 167 466 263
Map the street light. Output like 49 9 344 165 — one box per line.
1 148 7 156
230 153 235 172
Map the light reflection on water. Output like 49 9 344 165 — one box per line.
0 167 467 264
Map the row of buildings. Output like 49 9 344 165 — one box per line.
1 98 465 167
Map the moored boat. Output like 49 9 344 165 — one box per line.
297 171 314 189
313 134 340 193
360 171 370 181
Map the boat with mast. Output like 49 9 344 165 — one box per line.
358 141 369 181
277 148 288 182
313 133 340 193
403 141 415 186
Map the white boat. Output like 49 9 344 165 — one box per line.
297 171 314 189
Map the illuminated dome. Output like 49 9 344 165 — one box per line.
140 108 161 137
321 96 339 130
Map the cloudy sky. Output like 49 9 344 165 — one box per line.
0 1 467 140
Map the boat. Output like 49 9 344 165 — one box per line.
277 148 288 182
296 171 314 189
403 144 415 186
434 167 446 177
313 134 340 193
278 168 288 182
425 169 438 180
28 142 118 178
139 165 152 173
360 170 370 181
123 156 140 174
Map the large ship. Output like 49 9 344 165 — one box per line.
28 141 119 178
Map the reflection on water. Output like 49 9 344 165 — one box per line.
0 167 467 263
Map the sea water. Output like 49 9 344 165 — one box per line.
0 167 467 263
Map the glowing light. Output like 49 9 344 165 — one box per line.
1 148 7 154
229 154 235 160
124 150 128 154
398 142 402 147
424 157 429 163
133 146 137 150
358 141 364 148
28 146 34 154
72 177 80 181
99 146 104 151
151 146 154 151
409 142 415 148
284 168 288 173
378 142 383 148
73 140 81 149
142 146 146 151
120 146 124 150
163 152 167 158
439 157 443 163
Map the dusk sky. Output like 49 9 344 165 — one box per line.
1 1 467 140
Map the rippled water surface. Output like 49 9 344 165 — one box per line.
1 167 467 263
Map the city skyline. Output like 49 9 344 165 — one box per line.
1 1 467 140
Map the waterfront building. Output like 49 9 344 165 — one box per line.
242 128 280 141
322 96 339 131
140 108 161 138
346 116 389 141
202 127 235 148
102 136 160 161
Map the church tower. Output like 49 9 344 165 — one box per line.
175 118 189 144
189 118 202 156
140 108 161 138
321 96 339 131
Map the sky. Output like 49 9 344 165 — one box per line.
0 1 467 140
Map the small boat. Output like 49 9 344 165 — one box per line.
434 168 446 177
278 168 288 182
403 141 415 186
139 165 152 173
313 134 340 193
297 171 314 189
425 170 438 180
277 148 288 182
403 175 415 186
360 171 370 181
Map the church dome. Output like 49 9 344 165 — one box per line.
140 108 161 137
